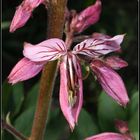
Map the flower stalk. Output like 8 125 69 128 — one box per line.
29 0 67 140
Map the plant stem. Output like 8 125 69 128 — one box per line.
1 119 27 140
29 0 67 140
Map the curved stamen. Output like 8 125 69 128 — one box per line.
82 66 90 80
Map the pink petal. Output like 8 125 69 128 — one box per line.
70 0 101 33
23 38 66 62
90 60 129 106
73 34 124 58
59 55 83 130
8 57 44 84
85 132 126 140
10 0 44 32
10 5 32 32
105 56 128 70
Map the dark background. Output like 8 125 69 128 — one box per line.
2 0 138 140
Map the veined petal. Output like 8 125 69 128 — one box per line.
85 132 126 140
8 57 44 84
23 38 67 62
90 60 129 106
59 55 83 130
73 34 124 58
105 56 128 70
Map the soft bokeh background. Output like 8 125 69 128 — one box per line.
2 0 138 140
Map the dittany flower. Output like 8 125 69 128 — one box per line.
8 34 129 130
8 38 82 130
10 0 45 32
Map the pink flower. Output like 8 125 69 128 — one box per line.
10 0 44 32
70 0 101 33
8 38 82 130
85 132 131 140
8 33 129 129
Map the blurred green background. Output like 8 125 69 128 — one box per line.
2 0 138 140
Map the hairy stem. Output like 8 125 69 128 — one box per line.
29 0 67 140
2 119 27 140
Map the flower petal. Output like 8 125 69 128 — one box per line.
85 132 126 140
10 0 44 32
73 34 124 58
70 0 101 33
59 55 83 130
90 60 129 106
105 56 128 70
10 5 32 32
8 57 44 84
23 38 67 62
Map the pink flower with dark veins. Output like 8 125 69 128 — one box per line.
8 38 82 130
8 33 129 130
70 0 102 33
10 0 45 32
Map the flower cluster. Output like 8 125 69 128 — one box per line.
9 0 129 132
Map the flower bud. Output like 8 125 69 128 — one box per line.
70 0 101 33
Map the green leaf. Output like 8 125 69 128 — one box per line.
45 107 68 140
23 83 39 110
98 92 127 131
77 109 99 138
128 91 138 140
13 84 39 136
14 106 35 136
69 109 99 140
2 81 12 117
11 83 24 117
